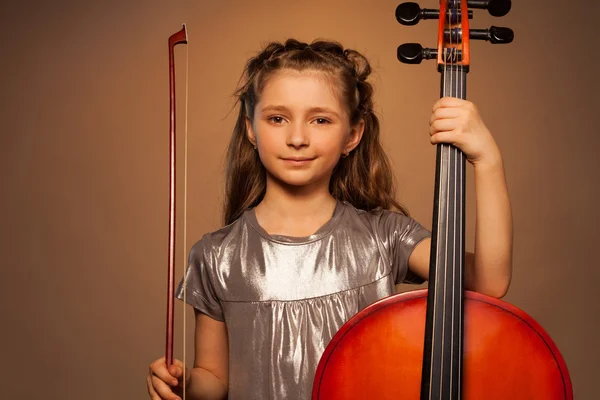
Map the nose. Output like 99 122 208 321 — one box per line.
286 122 309 149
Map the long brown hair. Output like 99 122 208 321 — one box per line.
223 38 408 225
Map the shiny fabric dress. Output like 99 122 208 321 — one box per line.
176 200 430 399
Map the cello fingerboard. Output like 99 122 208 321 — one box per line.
421 64 467 400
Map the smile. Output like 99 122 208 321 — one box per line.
281 157 316 166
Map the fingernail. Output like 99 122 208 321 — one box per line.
172 379 178 386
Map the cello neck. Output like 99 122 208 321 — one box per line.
420 63 468 398
418 0 472 396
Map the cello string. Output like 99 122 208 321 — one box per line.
182 25 189 400
441 0 457 396
429 0 448 396
449 3 458 395
451 44 458 398
457 5 464 396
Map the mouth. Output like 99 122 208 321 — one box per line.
282 157 316 161
281 157 316 166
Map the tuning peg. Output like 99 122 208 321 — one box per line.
470 26 514 44
397 43 438 64
396 2 473 26
467 0 511 17
395 2 438 25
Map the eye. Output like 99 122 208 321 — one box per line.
314 118 331 125
267 116 286 124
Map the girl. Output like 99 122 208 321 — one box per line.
147 39 512 400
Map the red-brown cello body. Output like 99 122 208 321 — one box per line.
313 1 572 398
313 290 573 399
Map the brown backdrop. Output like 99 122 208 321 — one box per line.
2 0 598 398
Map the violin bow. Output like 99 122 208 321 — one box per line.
166 23 188 396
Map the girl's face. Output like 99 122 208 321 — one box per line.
246 69 364 191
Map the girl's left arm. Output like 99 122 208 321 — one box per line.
407 97 513 298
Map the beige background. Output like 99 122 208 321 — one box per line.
1 0 598 398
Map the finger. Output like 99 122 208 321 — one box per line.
429 107 461 125
151 374 182 400
433 96 466 110
147 374 167 400
168 359 186 378
147 376 162 400
168 361 190 386
430 131 460 145
168 365 180 379
430 119 457 136
150 359 179 387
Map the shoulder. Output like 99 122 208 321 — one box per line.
340 201 430 246
189 213 249 261
341 201 417 231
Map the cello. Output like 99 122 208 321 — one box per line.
312 1 573 399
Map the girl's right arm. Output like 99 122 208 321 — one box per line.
147 310 229 400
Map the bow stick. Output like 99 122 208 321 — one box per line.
166 24 188 375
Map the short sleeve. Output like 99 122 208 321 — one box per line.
175 234 224 321
376 210 431 285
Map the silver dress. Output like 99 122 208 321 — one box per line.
176 200 430 399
